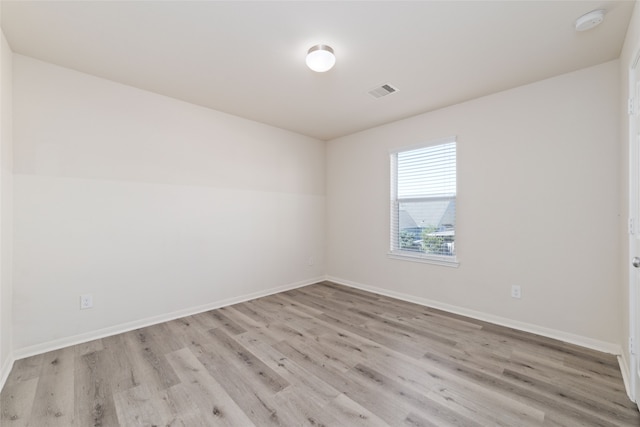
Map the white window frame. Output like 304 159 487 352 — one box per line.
389 136 459 267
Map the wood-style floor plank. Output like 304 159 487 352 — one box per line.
165 347 256 426
29 347 76 427
0 377 39 426
1 281 638 426
74 349 119 427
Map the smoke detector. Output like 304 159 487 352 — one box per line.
575 10 605 32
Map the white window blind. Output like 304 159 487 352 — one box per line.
390 138 457 264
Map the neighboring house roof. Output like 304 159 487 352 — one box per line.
399 199 456 231
398 210 418 230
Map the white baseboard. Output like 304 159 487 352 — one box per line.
0 353 15 392
13 276 324 361
326 275 622 356
619 352 634 402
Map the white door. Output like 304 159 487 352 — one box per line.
629 48 640 404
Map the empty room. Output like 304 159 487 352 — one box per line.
1 0 640 425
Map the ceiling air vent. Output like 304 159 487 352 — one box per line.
368 83 398 99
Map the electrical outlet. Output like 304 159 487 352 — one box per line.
308 256 315 266
80 294 93 310
511 285 521 299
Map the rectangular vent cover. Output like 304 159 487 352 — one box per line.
368 83 398 99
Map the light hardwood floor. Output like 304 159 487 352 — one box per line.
1 281 639 426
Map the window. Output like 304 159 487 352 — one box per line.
390 137 458 266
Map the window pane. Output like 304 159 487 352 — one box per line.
397 199 456 256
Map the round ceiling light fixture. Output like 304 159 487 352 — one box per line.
306 45 335 72
575 9 605 32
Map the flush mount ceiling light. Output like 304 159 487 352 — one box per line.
306 45 335 72
575 9 605 32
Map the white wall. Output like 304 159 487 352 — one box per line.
327 60 621 350
0 28 14 383
12 55 325 354
619 0 639 389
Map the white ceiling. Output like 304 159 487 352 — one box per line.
1 1 635 141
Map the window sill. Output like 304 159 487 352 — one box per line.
387 251 460 268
